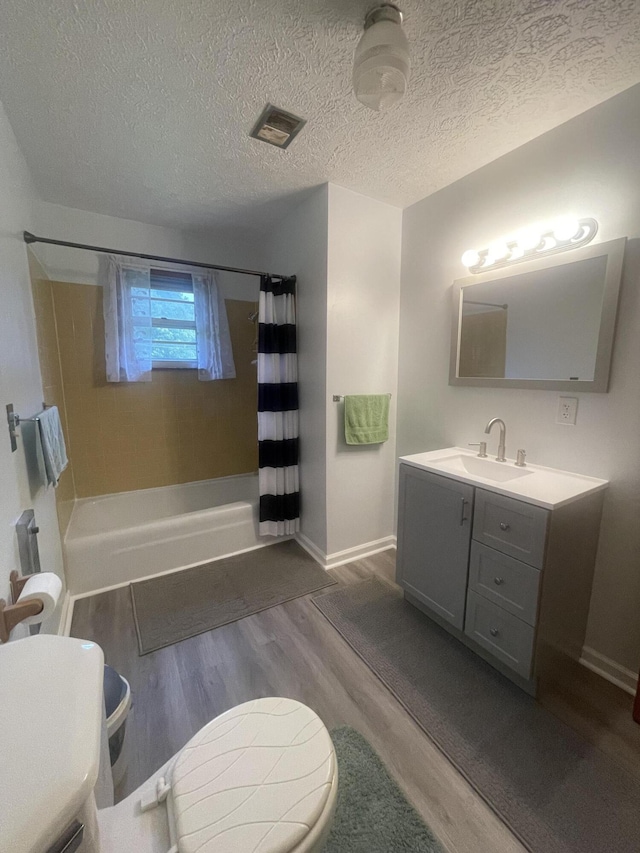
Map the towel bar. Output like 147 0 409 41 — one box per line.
332 393 392 402
12 403 53 426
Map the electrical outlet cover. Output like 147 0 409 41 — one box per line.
556 396 578 425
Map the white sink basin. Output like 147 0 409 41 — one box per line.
438 453 533 483
400 447 609 509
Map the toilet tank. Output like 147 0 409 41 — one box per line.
0 635 104 852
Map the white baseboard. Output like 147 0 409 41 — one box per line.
296 533 396 570
580 645 637 695
295 533 327 566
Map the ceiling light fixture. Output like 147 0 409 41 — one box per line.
353 4 410 111
461 217 598 274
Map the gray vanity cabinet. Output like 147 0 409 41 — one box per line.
396 461 605 693
396 465 474 630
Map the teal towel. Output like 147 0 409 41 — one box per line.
344 395 390 445
37 405 68 487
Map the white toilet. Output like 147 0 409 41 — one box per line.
2 635 338 853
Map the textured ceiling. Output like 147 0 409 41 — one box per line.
0 0 639 231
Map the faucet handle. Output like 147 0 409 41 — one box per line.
515 449 527 467
469 441 488 458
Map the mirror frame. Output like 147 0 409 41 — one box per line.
449 237 626 393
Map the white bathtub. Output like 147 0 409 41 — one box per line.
64 474 264 595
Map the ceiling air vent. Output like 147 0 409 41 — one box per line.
250 104 306 149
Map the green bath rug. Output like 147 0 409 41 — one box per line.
328 727 444 852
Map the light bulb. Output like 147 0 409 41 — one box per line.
518 230 542 251
488 242 509 261
553 218 581 242
481 243 507 267
461 249 480 268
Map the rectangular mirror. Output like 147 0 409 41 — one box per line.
450 237 626 392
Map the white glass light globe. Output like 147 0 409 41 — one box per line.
461 249 480 268
353 8 410 111
480 243 504 267
488 242 509 261
518 230 542 251
553 218 580 242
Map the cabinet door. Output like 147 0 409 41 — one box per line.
397 465 474 629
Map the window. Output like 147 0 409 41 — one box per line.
104 257 235 382
132 269 197 368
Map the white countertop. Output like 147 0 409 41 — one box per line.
400 447 609 509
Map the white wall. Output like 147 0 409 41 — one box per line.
32 202 262 301
398 84 640 675
326 185 402 556
264 184 402 561
0 103 66 635
265 186 330 553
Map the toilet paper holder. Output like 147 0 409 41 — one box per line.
0 571 44 643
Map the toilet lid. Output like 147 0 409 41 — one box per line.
170 697 336 853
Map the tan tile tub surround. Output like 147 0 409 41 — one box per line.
28 253 76 535
35 278 258 498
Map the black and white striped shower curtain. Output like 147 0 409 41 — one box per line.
257 275 300 536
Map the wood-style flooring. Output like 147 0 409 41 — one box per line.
71 549 640 853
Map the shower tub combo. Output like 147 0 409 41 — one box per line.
64 473 264 595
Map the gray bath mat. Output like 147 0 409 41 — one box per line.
131 541 335 654
314 578 640 853
328 727 443 852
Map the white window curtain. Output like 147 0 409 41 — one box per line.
193 271 236 381
101 255 153 382
101 257 235 383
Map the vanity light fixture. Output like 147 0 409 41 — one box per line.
461 217 598 274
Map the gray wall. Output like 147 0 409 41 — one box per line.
398 84 640 676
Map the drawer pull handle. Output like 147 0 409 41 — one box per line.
499 522 510 531
494 577 504 585
490 627 500 637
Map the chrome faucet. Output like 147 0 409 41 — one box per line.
485 418 507 462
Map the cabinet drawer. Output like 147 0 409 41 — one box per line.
468 542 541 626
472 490 548 568
465 590 535 679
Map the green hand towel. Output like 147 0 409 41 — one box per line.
344 395 390 445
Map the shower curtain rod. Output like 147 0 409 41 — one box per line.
23 232 294 281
